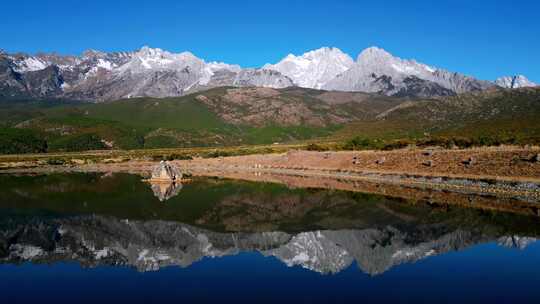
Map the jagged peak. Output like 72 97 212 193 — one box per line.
136 45 169 57
280 46 352 62
356 46 394 61
82 49 107 58
134 46 202 65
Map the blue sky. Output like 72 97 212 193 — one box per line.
2 0 539 82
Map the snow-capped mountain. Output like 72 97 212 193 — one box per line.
323 47 494 97
0 45 535 101
263 47 354 89
495 75 537 89
0 46 291 101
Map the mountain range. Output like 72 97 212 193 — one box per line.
0 46 536 101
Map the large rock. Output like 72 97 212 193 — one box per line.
150 161 182 181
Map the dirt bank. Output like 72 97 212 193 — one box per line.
177 147 540 183
2 147 539 203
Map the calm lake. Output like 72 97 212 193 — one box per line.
1 173 539 303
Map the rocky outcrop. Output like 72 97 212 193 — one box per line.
0 55 27 98
22 65 64 97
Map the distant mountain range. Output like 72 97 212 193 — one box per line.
0 46 537 101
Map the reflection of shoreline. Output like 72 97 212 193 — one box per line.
1 215 537 275
189 170 540 218
3 167 540 217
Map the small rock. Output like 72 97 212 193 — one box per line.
422 160 433 167
70 159 86 165
462 157 475 166
422 150 433 156
375 157 386 165
519 154 540 163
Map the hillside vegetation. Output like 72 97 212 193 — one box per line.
0 86 538 154
335 87 540 148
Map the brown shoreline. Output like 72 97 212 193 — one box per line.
1 147 539 209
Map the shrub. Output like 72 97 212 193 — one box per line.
46 158 65 165
165 153 193 161
344 137 377 150
0 128 48 154
49 133 107 152
305 143 327 151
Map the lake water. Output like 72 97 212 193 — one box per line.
1 173 539 303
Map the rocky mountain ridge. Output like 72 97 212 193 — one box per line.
1 46 536 101
0 46 293 102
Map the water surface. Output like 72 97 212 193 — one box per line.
0 173 539 303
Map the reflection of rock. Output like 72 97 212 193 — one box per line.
150 161 182 181
150 182 183 202
0 215 537 275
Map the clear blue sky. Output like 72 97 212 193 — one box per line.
2 0 539 82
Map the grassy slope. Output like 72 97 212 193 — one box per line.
0 86 539 154
334 87 540 146
0 89 339 153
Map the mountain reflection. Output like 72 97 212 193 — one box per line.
0 173 539 275
0 215 537 275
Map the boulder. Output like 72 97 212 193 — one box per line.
150 161 182 181
422 160 433 167
375 157 386 165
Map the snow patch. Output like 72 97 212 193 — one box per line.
14 57 48 72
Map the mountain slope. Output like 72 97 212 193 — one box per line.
2 86 539 153
0 87 407 152
336 86 540 144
